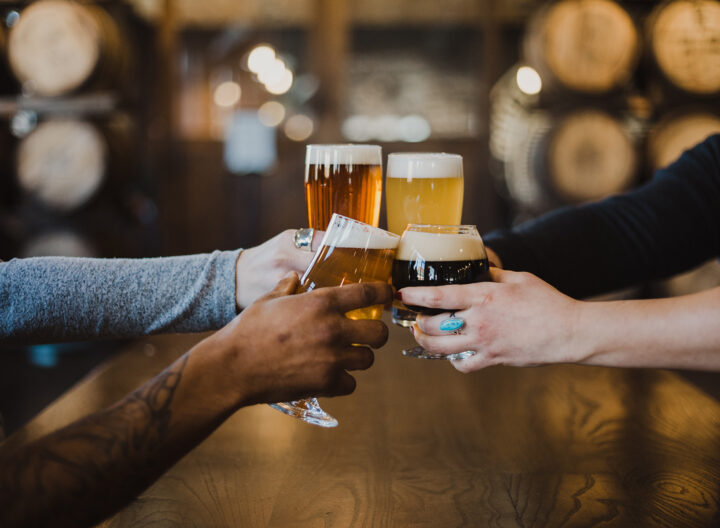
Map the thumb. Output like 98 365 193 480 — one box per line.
262 271 300 301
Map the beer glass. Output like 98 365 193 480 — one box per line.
392 224 489 360
305 144 383 229
385 153 464 327
270 214 400 427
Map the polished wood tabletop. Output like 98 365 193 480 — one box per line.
5 320 720 527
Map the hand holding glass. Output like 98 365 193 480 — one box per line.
270 214 400 426
392 224 490 360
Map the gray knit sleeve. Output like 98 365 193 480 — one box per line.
0 250 241 344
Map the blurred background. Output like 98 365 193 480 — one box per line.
1 0 719 433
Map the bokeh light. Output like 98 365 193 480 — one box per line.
284 114 314 141
247 45 276 73
213 81 241 108
516 66 542 95
258 101 286 127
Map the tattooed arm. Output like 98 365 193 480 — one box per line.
0 274 391 528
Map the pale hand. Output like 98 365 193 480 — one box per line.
234 229 324 310
399 268 582 372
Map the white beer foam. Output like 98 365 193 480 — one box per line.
396 230 486 261
306 144 381 165
387 153 463 179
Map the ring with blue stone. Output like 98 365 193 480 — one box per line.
439 313 465 334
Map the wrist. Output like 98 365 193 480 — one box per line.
187 332 251 414
570 300 609 365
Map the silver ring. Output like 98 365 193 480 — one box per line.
293 228 314 251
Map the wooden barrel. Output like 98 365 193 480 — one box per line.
648 0 720 95
648 111 720 170
17 119 107 212
8 0 129 97
524 0 640 94
546 110 637 202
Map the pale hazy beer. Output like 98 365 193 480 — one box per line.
305 144 383 229
385 153 464 235
270 214 399 428
393 224 488 360
299 214 399 320
386 153 464 326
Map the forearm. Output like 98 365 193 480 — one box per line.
0 251 240 343
576 287 720 371
484 135 720 298
0 339 241 528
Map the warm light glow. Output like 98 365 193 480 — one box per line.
284 114 314 141
265 69 293 95
247 45 276 73
213 81 241 108
258 101 286 127
257 58 289 86
342 115 372 142
516 66 542 95
399 114 431 142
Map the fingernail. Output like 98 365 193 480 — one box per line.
394 291 403 301
409 325 415 336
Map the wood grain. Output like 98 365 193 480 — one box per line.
5 322 720 527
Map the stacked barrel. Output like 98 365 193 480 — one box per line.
490 0 720 293
0 1 147 258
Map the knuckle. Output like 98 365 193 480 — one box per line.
317 319 342 342
357 282 376 305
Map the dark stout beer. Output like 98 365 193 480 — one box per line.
392 227 489 315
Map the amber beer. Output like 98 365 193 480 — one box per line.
385 153 464 235
299 214 399 320
270 213 399 428
305 144 383 229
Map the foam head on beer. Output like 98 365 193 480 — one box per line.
385 153 464 235
306 144 382 166
392 225 489 314
305 144 383 229
395 229 487 263
386 152 463 181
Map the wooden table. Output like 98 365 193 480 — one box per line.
5 321 720 527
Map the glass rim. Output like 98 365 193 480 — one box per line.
306 144 381 151
387 152 462 159
404 223 479 235
326 213 401 240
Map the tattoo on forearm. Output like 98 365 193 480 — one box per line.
0 354 190 528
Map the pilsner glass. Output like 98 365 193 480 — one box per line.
270 214 400 427
392 224 489 360
305 144 383 229
385 152 464 327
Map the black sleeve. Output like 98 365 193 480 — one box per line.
483 134 720 299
